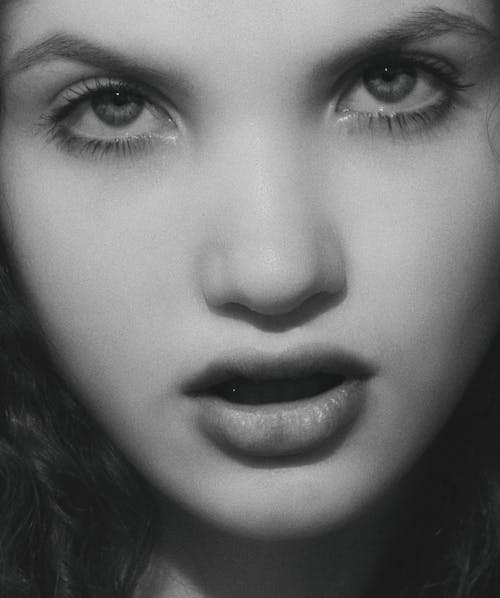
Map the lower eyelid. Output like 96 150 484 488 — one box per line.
43 101 179 161
334 93 456 140
69 104 172 136
47 126 168 161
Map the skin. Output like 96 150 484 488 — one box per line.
1 0 500 596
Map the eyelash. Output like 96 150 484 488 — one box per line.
40 53 470 160
337 53 470 136
42 78 172 160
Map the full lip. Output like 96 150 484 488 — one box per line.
182 343 377 398
183 344 375 460
183 343 376 458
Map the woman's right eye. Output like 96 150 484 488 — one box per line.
43 78 178 160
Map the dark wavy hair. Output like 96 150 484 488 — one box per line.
0 239 160 596
0 6 500 598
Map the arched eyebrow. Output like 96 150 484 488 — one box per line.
2 6 496 83
309 7 498 85
366 7 495 47
1 32 195 98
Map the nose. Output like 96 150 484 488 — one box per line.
200 123 346 318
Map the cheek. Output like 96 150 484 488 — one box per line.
327 136 500 473
0 141 205 404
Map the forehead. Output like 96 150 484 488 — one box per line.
4 0 494 61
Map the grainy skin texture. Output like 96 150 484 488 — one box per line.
0 1 499 596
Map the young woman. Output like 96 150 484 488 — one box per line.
0 0 499 596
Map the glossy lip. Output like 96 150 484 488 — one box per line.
183 344 375 458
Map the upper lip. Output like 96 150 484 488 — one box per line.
182 344 376 395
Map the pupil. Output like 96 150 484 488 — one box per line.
91 88 144 127
363 63 417 104
380 66 398 82
110 90 129 106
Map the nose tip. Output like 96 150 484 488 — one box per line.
198 120 346 321
201 229 346 318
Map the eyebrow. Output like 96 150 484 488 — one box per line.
1 31 195 98
366 7 496 47
314 7 497 75
2 7 497 83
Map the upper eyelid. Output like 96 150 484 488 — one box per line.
303 38 478 106
331 52 467 102
336 52 459 86
51 77 175 120
57 78 159 104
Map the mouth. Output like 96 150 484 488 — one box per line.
183 345 373 406
211 373 345 405
184 345 374 457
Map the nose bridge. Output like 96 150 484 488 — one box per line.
230 120 312 241
200 118 345 316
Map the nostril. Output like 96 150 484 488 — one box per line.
202 252 345 318
227 285 319 317
210 292 343 333
198 213 347 319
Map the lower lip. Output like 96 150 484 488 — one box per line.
196 380 365 458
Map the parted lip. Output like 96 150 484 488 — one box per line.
182 344 376 396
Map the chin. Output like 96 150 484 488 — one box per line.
159 456 401 542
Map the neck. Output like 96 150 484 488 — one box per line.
137 497 403 598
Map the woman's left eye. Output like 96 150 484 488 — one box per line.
43 79 177 159
336 56 467 134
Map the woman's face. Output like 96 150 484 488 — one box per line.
1 0 499 538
